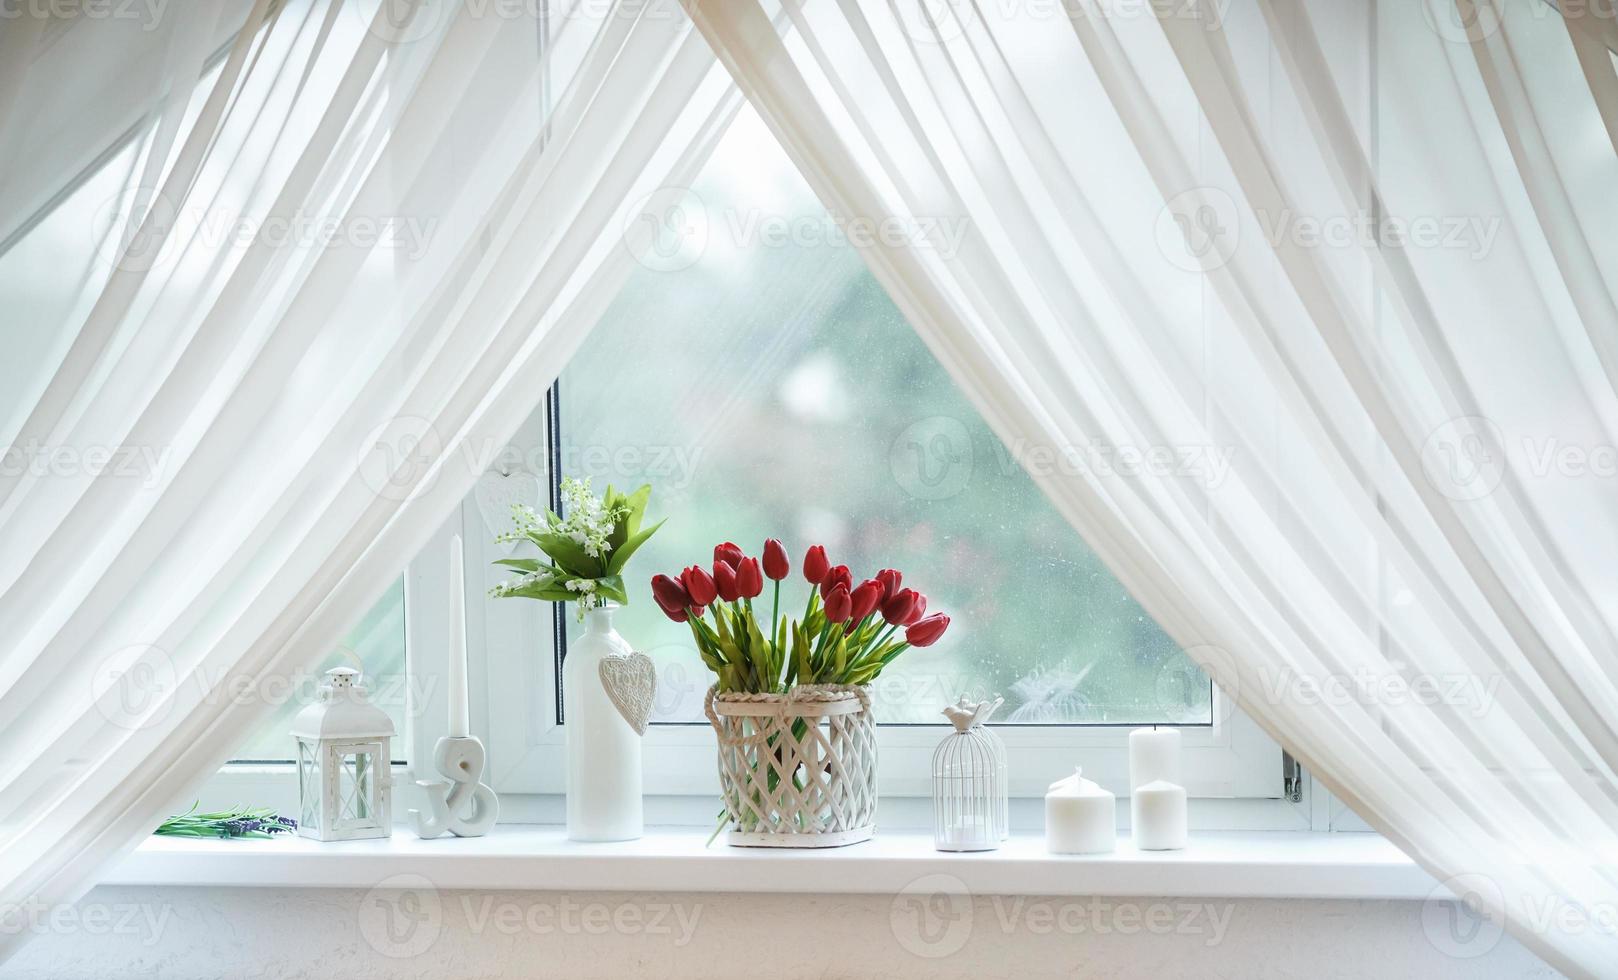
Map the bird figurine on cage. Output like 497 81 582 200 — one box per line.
933 695 1008 852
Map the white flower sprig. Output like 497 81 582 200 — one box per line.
486 479 661 621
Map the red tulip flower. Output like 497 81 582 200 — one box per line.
658 599 690 623
803 545 830 585
874 568 903 602
762 539 790 581
712 560 741 602
905 613 950 647
651 574 692 612
681 565 718 607
824 583 853 623
714 541 745 569
849 580 883 623
736 557 764 599
903 593 927 626
881 588 917 626
819 564 852 600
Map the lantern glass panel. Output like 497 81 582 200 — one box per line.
297 740 321 831
338 749 376 824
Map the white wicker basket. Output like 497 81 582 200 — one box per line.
704 684 877 847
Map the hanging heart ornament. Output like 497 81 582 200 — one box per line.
474 468 542 554
598 652 656 736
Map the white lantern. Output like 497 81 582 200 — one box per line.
291 667 395 841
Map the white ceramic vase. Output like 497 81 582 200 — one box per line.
563 605 643 841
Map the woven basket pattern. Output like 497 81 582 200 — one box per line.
705 685 877 843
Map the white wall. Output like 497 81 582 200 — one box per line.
2 886 1558 979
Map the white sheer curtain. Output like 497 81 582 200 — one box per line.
681 0 1618 974
0 0 731 960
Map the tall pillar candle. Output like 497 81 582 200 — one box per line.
1127 725 1180 790
447 534 470 739
1130 779 1188 850
1045 768 1116 854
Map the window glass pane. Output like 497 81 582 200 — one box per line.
228 580 410 761
560 107 1210 725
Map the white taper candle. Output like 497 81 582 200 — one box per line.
448 533 470 738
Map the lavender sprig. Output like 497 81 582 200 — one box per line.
154 804 297 840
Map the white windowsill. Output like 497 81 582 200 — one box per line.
109 827 1437 900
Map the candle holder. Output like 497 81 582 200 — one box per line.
410 735 499 838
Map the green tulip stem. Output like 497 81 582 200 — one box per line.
770 581 780 642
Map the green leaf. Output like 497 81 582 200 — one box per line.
605 518 665 576
492 558 542 571
620 484 652 537
595 575 628 605
532 530 600 578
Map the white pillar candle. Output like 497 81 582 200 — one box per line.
447 534 470 739
1127 726 1181 790
1044 768 1116 854
1130 779 1188 851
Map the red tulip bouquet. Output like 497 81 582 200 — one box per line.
649 540 950 694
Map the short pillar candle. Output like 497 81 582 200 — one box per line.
1044 768 1116 854
1130 779 1188 851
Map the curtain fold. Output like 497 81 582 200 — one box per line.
681 0 1618 974
0 0 730 961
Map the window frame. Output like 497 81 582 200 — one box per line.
473 396 1285 804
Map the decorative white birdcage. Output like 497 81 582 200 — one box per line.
932 697 1008 852
291 667 395 842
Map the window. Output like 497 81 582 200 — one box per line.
478 105 1284 806
227 580 410 763
560 107 1206 729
